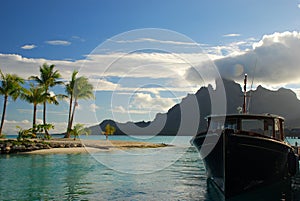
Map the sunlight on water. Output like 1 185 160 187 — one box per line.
0 136 300 200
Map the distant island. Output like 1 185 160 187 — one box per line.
89 79 300 137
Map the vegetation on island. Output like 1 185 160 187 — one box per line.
69 123 91 140
0 70 24 138
103 123 116 140
65 70 94 138
17 124 54 140
0 63 93 140
29 63 64 137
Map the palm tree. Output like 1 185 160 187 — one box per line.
20 83 52 131
0 70 24 135
104 123 116 140
65 71 94 138
69 123 90 140
29 63 63 135
65 70 78 138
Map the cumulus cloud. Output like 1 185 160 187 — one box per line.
45 40 71 46
2 119 67 134
110 92 176 120
3 31 300 95
186 31 300 87
21 44 37 50
0 53 83 79
90 78 120 91
0 51 205 95
131 92 175 113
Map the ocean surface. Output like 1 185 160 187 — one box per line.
1 135 300 201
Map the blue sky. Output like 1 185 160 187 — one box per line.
2 0 300 60
1 0 300 134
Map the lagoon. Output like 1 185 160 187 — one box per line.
1 136 300 200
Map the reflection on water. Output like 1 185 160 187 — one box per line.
0 137 300 200
205 173 300 201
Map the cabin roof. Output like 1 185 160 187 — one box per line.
207 113 284 121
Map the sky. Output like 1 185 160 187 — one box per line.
1 0 300 134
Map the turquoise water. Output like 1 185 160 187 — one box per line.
1 136 300 200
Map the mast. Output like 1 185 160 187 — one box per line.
243 74 247 114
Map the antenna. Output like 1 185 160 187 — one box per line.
247 58 257 112
243 74 248 114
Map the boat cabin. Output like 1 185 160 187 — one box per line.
207 114 285 141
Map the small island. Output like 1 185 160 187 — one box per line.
0 64 170 155
0 138 170 154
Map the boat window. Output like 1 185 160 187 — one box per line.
264 119 274 138
274 118 281 140
241 119 264 134
209 119 224 131
241 119 273 137
224 119 238 130
209 118 237 131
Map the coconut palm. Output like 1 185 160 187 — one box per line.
20 83 57 132
0 70 24 135
65 71 94 138
29 63 63 135
65 70 78 138
69 123 90 140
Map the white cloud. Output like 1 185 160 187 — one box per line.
112 37 199 46
131 93 175 113
89 103 100 112
186 31 300 87
1 119 67 134
45 40 71 46
2 31 300 97
89 78 120 91
21 120 30 124
36 119 43 124
71 35 85 42
298 3 300 8
112 105 157 115
223 33 241 37
21 44 37 50
0 53 82 79
0 51 208 96
110 92 176 117
203 38 255 58
112 105 127 113
3 119 32 134
3 31 300 124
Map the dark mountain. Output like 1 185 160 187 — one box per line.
90 79 300 136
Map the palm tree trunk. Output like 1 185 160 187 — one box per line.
0 95 8 135
43 101 46 125
43 101 49 136
33 104 37 135
65 96 73 138
69 99 77 133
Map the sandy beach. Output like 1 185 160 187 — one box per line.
24 139 169 154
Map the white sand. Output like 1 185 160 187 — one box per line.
25 139 168 154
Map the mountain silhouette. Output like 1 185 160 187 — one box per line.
89 79 300 136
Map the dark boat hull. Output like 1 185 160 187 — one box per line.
192 130 297 198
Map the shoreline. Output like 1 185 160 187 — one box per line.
0 138 170 155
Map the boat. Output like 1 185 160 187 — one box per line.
191 75 299 198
